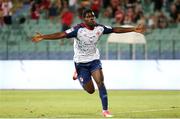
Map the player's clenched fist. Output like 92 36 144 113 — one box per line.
32 32 43 42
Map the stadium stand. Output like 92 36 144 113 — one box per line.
0 0 179 60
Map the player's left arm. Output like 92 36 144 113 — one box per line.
112 24 146 34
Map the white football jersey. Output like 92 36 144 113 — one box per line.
65 23 113 63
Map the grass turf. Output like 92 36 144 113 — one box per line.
0 90 180 118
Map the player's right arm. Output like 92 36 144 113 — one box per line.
102 24 146 35
32 32 67 42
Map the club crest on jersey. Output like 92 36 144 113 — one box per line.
96 31 100 36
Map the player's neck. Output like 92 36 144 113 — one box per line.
83 23 94 30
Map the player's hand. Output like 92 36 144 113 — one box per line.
134 24 146 34
32 32 44 42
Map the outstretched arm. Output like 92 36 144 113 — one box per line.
32 32 67 42
112 24 146 34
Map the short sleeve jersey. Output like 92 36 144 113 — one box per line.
65 23 113 63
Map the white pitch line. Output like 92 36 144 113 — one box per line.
117 108 179 114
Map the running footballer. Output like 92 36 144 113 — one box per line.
32 8 145 117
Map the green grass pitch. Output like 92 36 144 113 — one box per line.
0 90 180 118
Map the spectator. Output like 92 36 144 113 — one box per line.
69 0 77 12
77 0 90 19
114 6 124 25
56 0 63 13
34 0 42 4
2 0 13 25
124 0 136 9
169 3 178 23
23 0 31 5
41 0 51 10
147 14 157 29
124 7 135 25
164 0 174 12
174 0 180 12
91 0 102 18
176 12 180 22
153 0 163 12
110 0 120 17
174 0 180 23
60 0 74 45
103 6 113 18
157 11 169 28
41 0 51 19
0 0 3 27
137 12 146 25
31 2 40 23
134 0 143 22
48 1 58 23
61 1 74 31
102 0 110 8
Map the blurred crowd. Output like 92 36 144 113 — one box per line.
0 0 13 27
102 0 180 29
0 0 180 29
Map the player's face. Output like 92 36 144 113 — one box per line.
84 12 96 27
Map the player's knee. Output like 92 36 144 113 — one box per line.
97 80 104 88
86 88 95 94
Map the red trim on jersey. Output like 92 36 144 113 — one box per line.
82 23 96 30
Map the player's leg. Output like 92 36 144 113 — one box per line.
91 69 113 117
91 69 107 109
75 63 95 94
90 60 113 117
83 80 95 94
78 69 95 94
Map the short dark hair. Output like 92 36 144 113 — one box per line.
82 8 94 18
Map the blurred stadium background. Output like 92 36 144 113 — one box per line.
0 0 179 60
